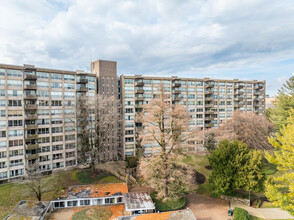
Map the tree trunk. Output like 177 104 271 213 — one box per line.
163 156 169 198
91 161 96 174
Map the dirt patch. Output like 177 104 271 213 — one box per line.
205 165 212 170
185 193 230 220
189 170 206 185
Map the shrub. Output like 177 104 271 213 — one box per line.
234 207 250 220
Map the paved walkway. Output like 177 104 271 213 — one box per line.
231 202 294 219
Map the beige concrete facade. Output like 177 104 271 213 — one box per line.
0 63 99 181
120 75 265 157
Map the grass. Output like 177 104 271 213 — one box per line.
260 201 276 208
0 169 122 219
151 192 186 212
72 207 112 220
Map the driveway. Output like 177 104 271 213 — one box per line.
231 202 294 219
185 194 231 220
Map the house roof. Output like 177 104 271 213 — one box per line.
59 182 128 200
123 192 155 211
5 200 50 220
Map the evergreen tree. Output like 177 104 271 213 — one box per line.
267 76 294 130
265 110 294 216
208 139 265 195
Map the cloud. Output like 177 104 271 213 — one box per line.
0 0 293 95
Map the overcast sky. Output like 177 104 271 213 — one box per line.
0 0 294 95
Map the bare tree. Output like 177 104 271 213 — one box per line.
25 164 53 201
76 93 121 173
137 84 195 198
216 111 274 150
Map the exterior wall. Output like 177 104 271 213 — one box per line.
51 195 123 210
120 75 266 157
0 64 97 181
91 60 123 160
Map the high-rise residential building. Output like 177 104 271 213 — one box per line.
120 75 265 157
0 60 121 182
0 59 266 181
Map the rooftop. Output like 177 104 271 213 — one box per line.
5 200 50 220
58 182 128 200
123 192 155 211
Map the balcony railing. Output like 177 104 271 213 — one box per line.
135 89 144 94
25 114 38 120
24 104 37 110
24 74 37 80
24 94 37 99
77 87 88 92
77 78 88 84
172 83 181 87
135 82 144 86
24 84 37 90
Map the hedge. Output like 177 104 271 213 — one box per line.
234 207 250 220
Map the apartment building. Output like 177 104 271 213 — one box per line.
0 60 121 182
120 75 265 157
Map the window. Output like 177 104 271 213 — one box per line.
80 200 90 206
64 83 75 89
8 100 22 107
51 73 62 80
65 134 75 141
37 91 49 97
9 149 24 157
0 151 7 159
0 141 6 148
0 171 7 179
10 169 24 177
52 127 63 133
7 80 22 87
67 201 78 207
37 119 50 125
0 69 5 76
37 72 49 79
7 69 22 77
64 74 75 81
9 139 23 147
8 130 23 137
37 81 49 88
7 90 22 97
0 121 6 128
8 120 22 127
64 92 75 98
1 110 6 117
52 135 63 142
51 91 62 98
125 79 133 84
0 100 5 106
0 90 5 96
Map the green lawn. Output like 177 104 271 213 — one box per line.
150 192 186 212
0 169 122 219
72 207 112 220
181 154 211 195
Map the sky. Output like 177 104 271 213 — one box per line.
0 0 294 96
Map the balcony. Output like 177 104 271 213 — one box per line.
205 83 214 88
173 97 181 101
25 124 38 129
25 114 38 120
205 104 213 108
24 94 37 100
24 104 37 110
254 92 262 96
25 144 39 150
135 96 144 101
205 116 214 121
254 85 263 90
26 154 39 160
135 82 144 87
24 74 37 80
135 89 144 94
205 90 214 95
77 87 88 92
24 84 37 90
234 97 244 101
173 90 181 94
254 98 263 102
205 110 214 115
205 123 213 128
25 134 38 140
205 97 214 102
235 84 244 89
172 83 181 87
135 104 143 109
77 78 88 84
254 103 263 108
235 91 244 95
